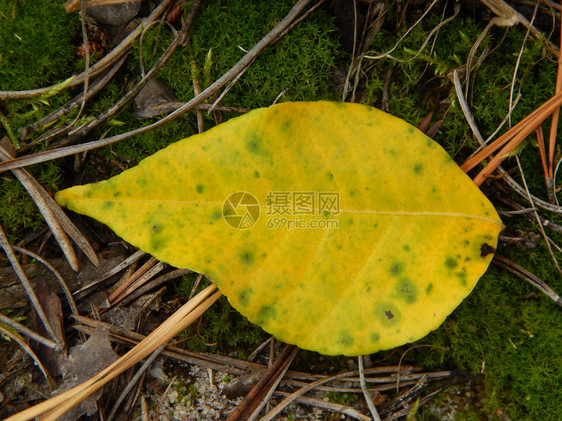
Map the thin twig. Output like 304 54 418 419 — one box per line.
0 224 59 343
107 345 166 421
73 250 146 300
18 54 129 145
493 254 561 305
227 345 298 421
110 261 166 306
66 0 92 133
514 155 562 274
272 391 371 421
0 325 57 391
479 0 559 56
0 313 60 351
12 246 81 321
56 0 201 148
364 0 439 60
247 346 298 421
359 356 381 421
260 366 419 421
119 268 190 307
108 257 159 303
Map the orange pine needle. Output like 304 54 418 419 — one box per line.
548 14 562 178
461 90 562 185
535 125 549 181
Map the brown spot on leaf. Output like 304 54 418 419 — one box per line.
480 243 496 258
385 310 394 320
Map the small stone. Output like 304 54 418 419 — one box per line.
86 1 141 27
134 78 180 119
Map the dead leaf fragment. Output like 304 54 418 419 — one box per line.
54 327 118 421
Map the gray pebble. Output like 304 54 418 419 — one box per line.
86 1 141 27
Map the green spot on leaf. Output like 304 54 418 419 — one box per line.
239 288 253 306
445 257 458 269
338 332 354 346
413 162 424 174
257 305 276 324
396 279 417 303
241 250 254 265
390 262 404 276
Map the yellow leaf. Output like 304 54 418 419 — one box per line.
56 101 503 356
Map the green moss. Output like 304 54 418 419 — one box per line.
0 0 80 91
185 1 341 106
0 162 62 240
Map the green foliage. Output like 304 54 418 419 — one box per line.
1 0 560 418
325 391 357 406
0 0 80 91
172 379 199 404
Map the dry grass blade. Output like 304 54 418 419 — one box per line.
0 225 59 344
73 250 146 299
493 255 562 305
226 345 298 421
0 312 60 351
5 284 221 421
0 324 57 391
0 145 98 268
